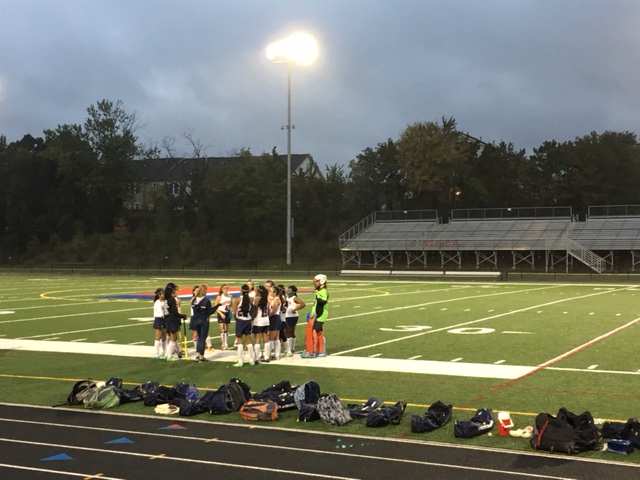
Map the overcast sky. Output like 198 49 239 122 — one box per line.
1 1 640 171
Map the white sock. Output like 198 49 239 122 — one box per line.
264 341 272 360
223 332 228 347
154 339 161 355
237 344 244 362
161 340 166 354
205 336 212 348
166 341 175 357
289 337 296 352
253 344 261 360
283 339 291 354
248 344 255 363
275 340 282 358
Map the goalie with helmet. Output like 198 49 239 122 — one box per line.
301 274 329 358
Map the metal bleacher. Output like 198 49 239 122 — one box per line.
567 206 640 270
339 206 640 273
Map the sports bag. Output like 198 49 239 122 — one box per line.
602 418 640 448
454 408 493 438
530 408 600 454
348 397 384 419
251 380 297 411
143 385 182 406
366 401 407 428
239 400 278 421
83 385 120 409
411 400 453 433
317 394 352 426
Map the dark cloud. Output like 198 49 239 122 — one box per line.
1 1 640 169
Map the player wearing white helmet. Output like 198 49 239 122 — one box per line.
301 274 329 358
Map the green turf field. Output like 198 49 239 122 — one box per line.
2 273 640 461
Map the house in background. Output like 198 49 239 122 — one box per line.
127 154 320 209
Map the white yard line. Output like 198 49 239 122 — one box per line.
0 306 148 325
0 338 533 380
332 285 633 356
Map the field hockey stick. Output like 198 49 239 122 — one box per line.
181 318 191 360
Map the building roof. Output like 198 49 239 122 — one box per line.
134 154 315 182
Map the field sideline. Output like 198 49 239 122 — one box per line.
2 273 640 463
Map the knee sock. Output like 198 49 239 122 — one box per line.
237 344 244 362
317 332 324 355
305 320 315 354
275 340 281 358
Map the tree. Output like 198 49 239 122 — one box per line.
468 141 529 208
83 99 153 232
396 117 475 211
348 139 405 217
0 135 58 255
529 131 640 216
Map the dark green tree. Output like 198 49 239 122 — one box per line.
348 139 405 218
467 141 530 208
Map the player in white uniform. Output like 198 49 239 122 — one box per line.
214 284 233 350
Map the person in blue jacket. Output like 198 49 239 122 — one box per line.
190 284 219 363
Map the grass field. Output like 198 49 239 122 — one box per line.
2 273 640 462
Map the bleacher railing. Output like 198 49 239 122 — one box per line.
588 205 640 218
339 210 438 248
452 206 572 220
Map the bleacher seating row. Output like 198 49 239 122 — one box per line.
340 218 572 252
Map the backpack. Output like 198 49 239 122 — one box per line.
239 400 278 421
454 408 493 438
348 397 384 419
366 401 406 428
294 381 320 409
83 385 121 409
140 381 160 394
66 379 98 406
317 394 352 426
105 377 123 389
411 400 453 433
530 408 600 454
298 403 321 422
226 380 250 411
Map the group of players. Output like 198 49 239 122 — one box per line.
151 274 329 365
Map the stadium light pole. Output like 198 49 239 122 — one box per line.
266 33 318 265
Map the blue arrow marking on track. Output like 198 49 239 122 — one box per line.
41 453 73 461
104 437 134 444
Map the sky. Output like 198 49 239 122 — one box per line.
1 1 640 171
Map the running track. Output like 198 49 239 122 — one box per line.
0 403 638 480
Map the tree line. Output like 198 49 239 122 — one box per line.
2 101 639 267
